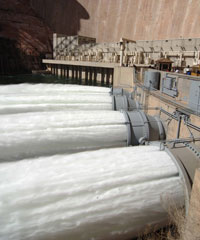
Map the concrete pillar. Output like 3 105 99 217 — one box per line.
51 64 54 75
53 33 57 59
67 66 69 79
69 66 72 78
113 66 134 91
101 68 105 85
97 69 101 82
57 65 61 76
111 68 114 85
120 41 125 67
72 66 75 79
179 53 183 67
106 68 110 85
85 67 88 83
89 67 92 82
65 66 69 79
82 67 86 80
75 66 78 80
93 67 97 84
120 50 124 67
54 65 57 76
78 66 82 81
63 65 67 78
61 65 64 77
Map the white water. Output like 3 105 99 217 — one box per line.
0 145 185 240
0 84 112 114
0 111 128 161
0 83 111 94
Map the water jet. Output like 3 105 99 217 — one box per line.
0 143 199 240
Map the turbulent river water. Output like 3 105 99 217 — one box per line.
0 77 185 240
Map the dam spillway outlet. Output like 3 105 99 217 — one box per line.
0 145 185 240
0 84 113 114
0 110 165 162
0 84 137 114
0 83 112 94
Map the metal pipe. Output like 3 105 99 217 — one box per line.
160 108 200 133
173 115 182 147
159 137 200 145
160 108 178 120
185 121 200 132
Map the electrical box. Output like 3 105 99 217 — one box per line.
161 74 178 97
144 71 160 90
188 81 200 114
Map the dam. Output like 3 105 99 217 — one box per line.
0 1 200 240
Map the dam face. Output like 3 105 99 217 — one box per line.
31 0 200 42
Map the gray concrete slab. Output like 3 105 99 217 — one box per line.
43 59 119 68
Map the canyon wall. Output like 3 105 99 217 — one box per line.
0 0 52 74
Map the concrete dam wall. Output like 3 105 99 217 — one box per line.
30 0 200 42
1 0 200 73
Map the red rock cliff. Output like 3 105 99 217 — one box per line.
0 0 52 74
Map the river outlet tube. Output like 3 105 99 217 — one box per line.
0 145 185 240
0 110 165 161
0 84 138 114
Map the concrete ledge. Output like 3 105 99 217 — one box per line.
43 59 119 68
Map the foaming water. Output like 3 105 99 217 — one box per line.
0 146 185 240
0 83 111 94
0 83 185 240
0 111 127 161
0 84 112 114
